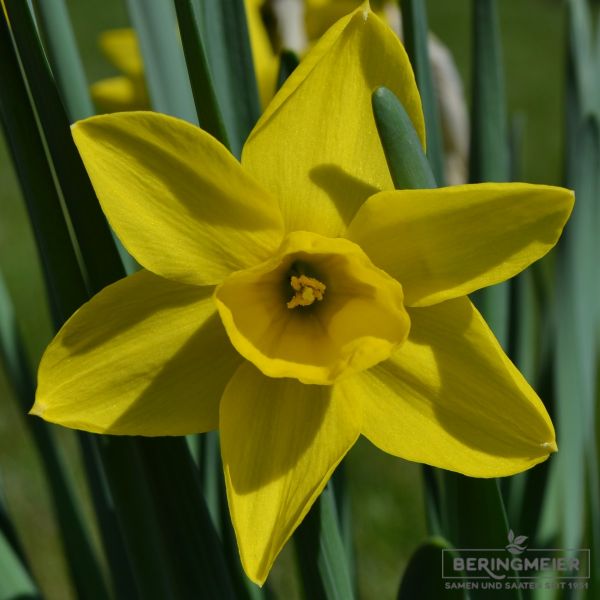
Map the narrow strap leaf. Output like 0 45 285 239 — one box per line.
400 0 445 184
125 0 198 123
20 0 138 274
331 464 356 592
442 475 522 600
78 436 140 600
504 115 545 536
539 14 599 563
26 0 137 273
0 10 87 326
540 116 599 552
0 528 40 600
506 111 538 421
173 0 231 148
4 0 127 294
421 466 443 536
469 0 509 182
0 273 113 600
138 438 236 600
277 49 300 90
200 0 262 156
98 438 178 599
0 481 30 577
397 537 464 600
200 431 223 533
31 0 94 120
468 0 510 349
294 485 355 600
505 269 539 528
566 0 597 116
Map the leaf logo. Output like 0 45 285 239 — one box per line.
505 530 528 555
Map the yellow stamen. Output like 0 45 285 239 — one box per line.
287 274 326 309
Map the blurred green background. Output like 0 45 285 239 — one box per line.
0 0 565 598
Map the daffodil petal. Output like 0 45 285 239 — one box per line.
99 28 144 77
221 361 361 584
345 297 556 477
72 112 284 286
347 183 574 306
242 3 425 236
91 76 149 113
32 270 242 435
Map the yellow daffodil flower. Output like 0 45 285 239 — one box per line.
33 4 573 585
91 0 278 112
90 29 149 113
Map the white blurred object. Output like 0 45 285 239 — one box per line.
428 33 469 185
383 1 402 35
271 0 307 54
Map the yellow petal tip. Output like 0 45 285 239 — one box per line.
542 440 558 454
245 569 267 588
28 400 45 418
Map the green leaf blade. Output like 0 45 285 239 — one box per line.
397 537 464 600
32 0 94 120
401 0 445 185
0 272 115 600
0 528 40 600
173 0 231 148
201 0 261 156
125 0 198 123
294 485 355 600
468 0 510 349
5 0 127 295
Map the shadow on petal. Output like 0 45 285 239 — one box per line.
358 296 554 476
91 123 274 231
404 298 554 460
221 363 337 493
309 163 379 229
109 312 243 435
61 274 211 353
